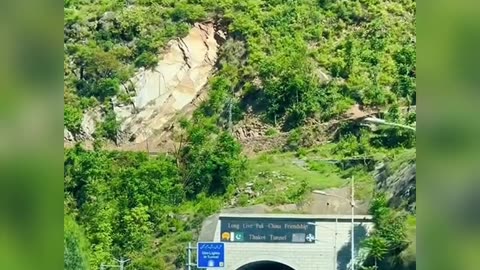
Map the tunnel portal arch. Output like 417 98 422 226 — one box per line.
232 256 299 270
236 260 296 270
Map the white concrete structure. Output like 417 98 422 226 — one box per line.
199 213 374 270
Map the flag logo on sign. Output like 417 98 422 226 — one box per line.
234 232 244 242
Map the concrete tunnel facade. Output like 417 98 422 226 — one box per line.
198 213 374 270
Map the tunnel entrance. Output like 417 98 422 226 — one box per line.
237 261 295 270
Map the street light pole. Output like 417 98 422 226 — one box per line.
186 242 197 270
334 218 338 270
351 176 355 270
187 242 192 270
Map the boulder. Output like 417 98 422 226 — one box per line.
64 128 74 141
78 109 102 141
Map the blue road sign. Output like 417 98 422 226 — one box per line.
197 242 225 268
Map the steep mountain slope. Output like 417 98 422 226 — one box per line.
65 0 415 148
64 0 416 269
375 149 416 213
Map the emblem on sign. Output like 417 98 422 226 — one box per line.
234 232 244 242
305 233 315 242
221 232 230 241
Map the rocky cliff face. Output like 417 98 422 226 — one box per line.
375 155 416 213
65 22 224 145
115 22 224 144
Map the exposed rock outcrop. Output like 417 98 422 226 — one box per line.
112 22 223 144
64 128 74 142
375 157 416 213
78 109 103 141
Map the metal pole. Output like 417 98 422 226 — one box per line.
351 176 355 270
146 137 150 153
333 217 337 270
187 242 192 270
363 117 416 131
228 85 234 133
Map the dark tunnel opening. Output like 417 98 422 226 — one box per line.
237 261 295 270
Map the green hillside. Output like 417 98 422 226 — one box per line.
64 0 416 269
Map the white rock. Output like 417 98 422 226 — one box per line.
80 109 102 140
115 22 221 144
64 128 74 141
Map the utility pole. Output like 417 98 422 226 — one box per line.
143 130 150 154
351 176 355 270
228 97 232 132
228 86 233 133
119 257 127 270
186 242 197 270
115 257 130 270
146 136 150 153
334 217 338 270
101 257 130 270
188 242 192 270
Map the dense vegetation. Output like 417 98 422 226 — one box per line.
64 0 416 269
65 0 415 136
64 122 245 268
361 194 411 270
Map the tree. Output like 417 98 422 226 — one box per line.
64 215 89 270
97 110 120 143
178 118 245 197
134 51 158 68
333 131 372 158
361 193 409 269
257 39 321 128
118 205 153 252
393 45 416 106
64 104 83 134
171 3 207 23
363 235 388 269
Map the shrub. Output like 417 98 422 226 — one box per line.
284 128 302 151
97 110 120 143
265 128 278 137
171 3 206 23
238 194 249 206
64 215 89 270
361 193 409 269
135 51 158 68
64 105 83 134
